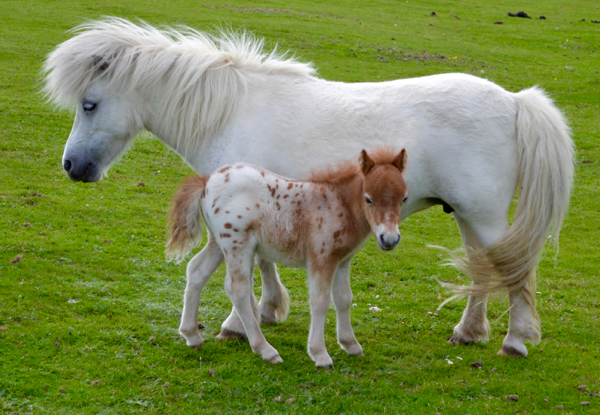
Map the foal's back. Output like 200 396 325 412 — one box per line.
202 163 360 267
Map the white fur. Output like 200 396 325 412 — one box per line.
43 19 575 357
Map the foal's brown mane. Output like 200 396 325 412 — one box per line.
308 147 403 185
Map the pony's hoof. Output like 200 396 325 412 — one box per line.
498 345 527 357
217 329 246 341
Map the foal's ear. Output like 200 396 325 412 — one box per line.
92 55 110 72
360 149 375 175
393 149 407 173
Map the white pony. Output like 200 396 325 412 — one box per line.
166 148 408 366
43 18 574 357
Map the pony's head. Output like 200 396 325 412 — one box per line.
359 148 408 251
59 69 146 182
42 18 316 183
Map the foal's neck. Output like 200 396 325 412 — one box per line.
327 173 371 239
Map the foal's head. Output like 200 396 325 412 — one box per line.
359 148 408 251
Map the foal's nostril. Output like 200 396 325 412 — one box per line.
63 159 72 173
379 234 385 246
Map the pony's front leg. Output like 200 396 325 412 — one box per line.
179 236 224 348
223 242 282 364
307 262 337 367
332 258 363 356
499 280 540 357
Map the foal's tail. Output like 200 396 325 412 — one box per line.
166 176 208 263
442 87 574 308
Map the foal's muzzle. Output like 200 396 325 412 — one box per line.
378 232 401 251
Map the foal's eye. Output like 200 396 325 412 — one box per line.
82 102 97 112
403 196 409 203
365 195 373 205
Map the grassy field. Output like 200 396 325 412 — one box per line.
1 0 599 413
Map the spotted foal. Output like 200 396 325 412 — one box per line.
167 148 408 366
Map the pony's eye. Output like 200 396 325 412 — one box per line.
365 195 373 205
82 102 97 112
403 196 409 203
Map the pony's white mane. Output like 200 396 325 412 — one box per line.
42 17 316 151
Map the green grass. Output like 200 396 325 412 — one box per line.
1 0 599 413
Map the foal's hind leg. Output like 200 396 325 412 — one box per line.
179 235 224 348
219 258 288 339
223 240 282 363
332 258 363 357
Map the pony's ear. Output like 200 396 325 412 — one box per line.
92 55 110 72
360 149 375 175
393 149 407 173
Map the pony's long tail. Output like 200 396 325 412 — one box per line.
166 176 208 263
441 87 575 309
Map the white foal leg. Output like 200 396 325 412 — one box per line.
179 236 224 348
307 265 337 367
332 259 363 356
498 280 540 357
448 215 492 345
218 258 287 338
256 257 290 324
223 242 282 364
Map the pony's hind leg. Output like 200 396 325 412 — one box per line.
498 280 539 357
179 235 224 348
332 259 363 357
448 215 492 345
218 258 289 339
223 239 282 364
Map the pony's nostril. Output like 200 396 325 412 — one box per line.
379 234 385 245
63 159 72 172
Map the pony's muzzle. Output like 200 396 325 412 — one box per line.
63 158 101 182
378 232 401 251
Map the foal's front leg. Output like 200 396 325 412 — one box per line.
332 258 363 357
179 236 224 348
307 261 337 367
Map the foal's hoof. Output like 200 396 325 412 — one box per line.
217 329 247 341
315 357 334 368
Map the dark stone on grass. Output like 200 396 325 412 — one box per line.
508 11 531 18
430 12 437 17
471 360 483 368
197 323 205 330
494 21 504 24
592 20 600 23
507 394 519 401
540 16 546 20
578 385 588 391
581 402 590 406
